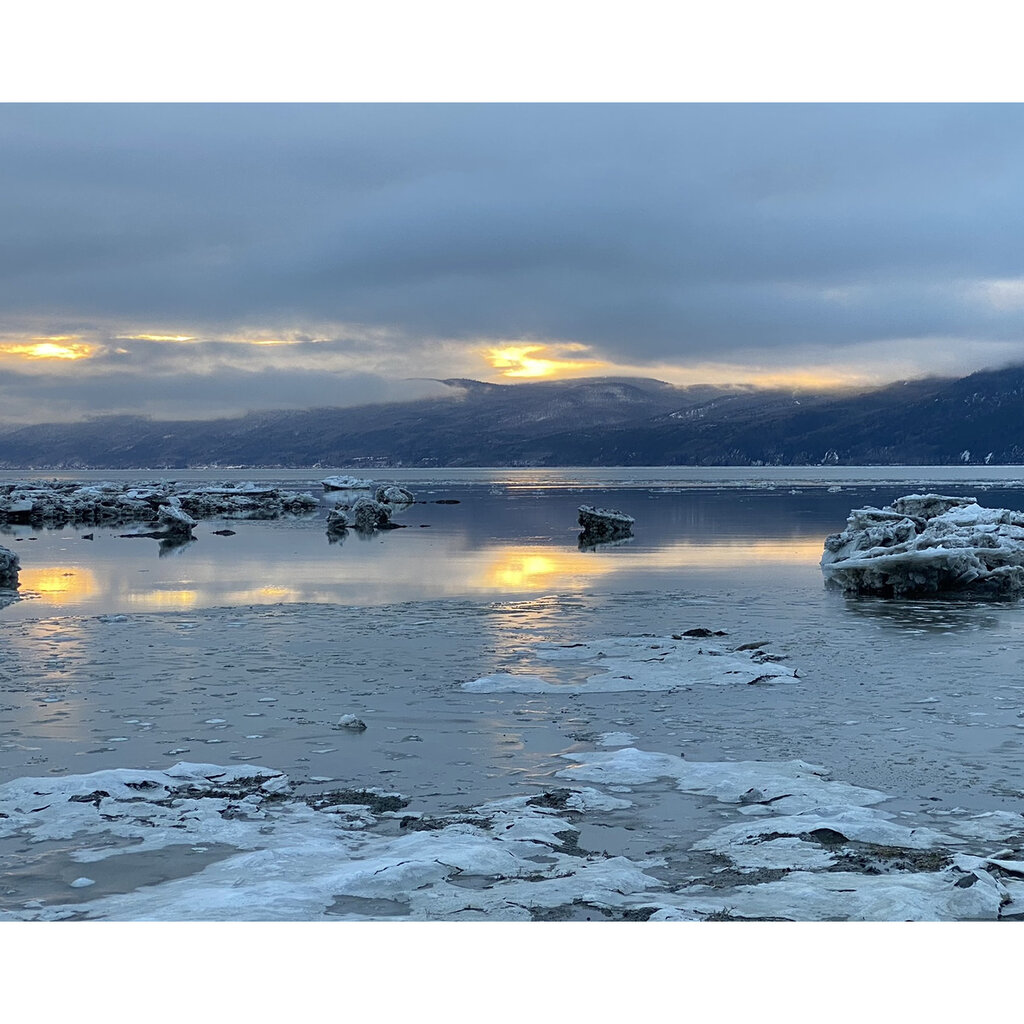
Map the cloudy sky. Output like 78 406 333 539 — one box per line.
3 102 1024 423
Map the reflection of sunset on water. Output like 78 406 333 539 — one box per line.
3 533 828 616
125 589 199 610
124 585 303 609
18 566 98 603
489 553 569 589
221 585 304 604
477 538 825 593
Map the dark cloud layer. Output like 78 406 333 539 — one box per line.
2 103 1024 419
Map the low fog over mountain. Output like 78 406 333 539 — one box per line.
3 366 1024 469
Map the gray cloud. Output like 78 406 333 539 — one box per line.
4 103 1024 421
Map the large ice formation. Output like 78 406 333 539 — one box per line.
157 501 198 537
821 493 1024 597
0 480 318 527
0 544 19 588
326 496 394 534
374 484 415 506
322 475 374 492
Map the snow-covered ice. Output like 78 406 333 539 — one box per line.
0 479 318 526
463 634 797 692
5 749 1024 921
321 475 374 491
822 493 1024 597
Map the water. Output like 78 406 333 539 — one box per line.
6 467 1024 919
6 467 1022 618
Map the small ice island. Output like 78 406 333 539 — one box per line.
821 493 1024 598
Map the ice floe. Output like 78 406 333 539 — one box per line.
0 480 319 527
326 496 399 534
558 748 885 809
321 475 374 492
674 867 1005 921
374 484 415 506
822 493 1024 597
462 634 797 693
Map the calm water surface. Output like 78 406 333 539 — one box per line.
5 467 1024 618
8 468 1007 618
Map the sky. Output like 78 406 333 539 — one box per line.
4 102 1024 423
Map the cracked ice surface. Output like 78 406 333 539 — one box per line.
0 762 694 922
557 747 1024 921
6 749 1024 921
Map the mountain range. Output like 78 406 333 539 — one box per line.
3 365 1024 469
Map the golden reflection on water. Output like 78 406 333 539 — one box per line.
477 538 824 592
124 589 199 610
221 585 304 604
18 566 98 603
7 536 827 614
490 553 566 589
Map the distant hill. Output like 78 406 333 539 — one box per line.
2 368 1024 469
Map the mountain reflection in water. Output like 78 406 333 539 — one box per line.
3 476 1024 619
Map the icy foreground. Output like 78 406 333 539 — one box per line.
821 493 1024 597
4 752 1024 921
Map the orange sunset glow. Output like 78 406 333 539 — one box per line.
486 343 607 379
1 340 94 360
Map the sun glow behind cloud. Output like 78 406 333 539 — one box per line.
485 342 608 379
0 339 94 360
115 333 197 343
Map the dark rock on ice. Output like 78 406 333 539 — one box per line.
305 788 408 813
526 789 573 810
821 493 1024 597
334 714 367 731
577 505 635 548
